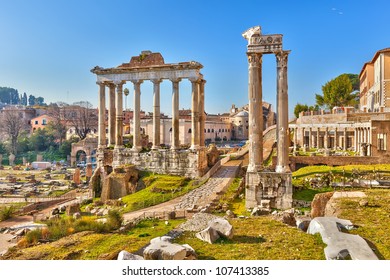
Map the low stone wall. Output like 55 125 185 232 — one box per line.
289 156 390 171
111 148 207 178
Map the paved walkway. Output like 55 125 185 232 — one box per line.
122 159 242 223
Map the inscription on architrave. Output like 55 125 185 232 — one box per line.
243 26 283 54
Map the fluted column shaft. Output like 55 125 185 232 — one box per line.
190 79 200 150
97 82 106 148
343 128 348 150
132 80 143 151
354 127 358 152
309 127 313 149
275 50 290 172
334 128 338 149
324 127 329 149
247 53 263 172
199 80 206 147
171 79 181 149
316 127 320 148
293 127 297 151
114 82 124 148
152 79 161 150
108 83 116 146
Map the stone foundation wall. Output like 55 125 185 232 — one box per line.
245 171 292 210
289 156 390 171
105 148 207 178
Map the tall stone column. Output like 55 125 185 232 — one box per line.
132 80 143 151
343 127 348 150
324 127 329 149
97 82 106 148
152 79 162 150
247 53 263 172
293 127 298 152
190 78 200 150
309 127 313 149
354 127 358 152
171 78 181 150
334 127 338 150
114 81 124 148
199 79 206 147
108 83 116 146
316 127 320 148
301 127 305 148
275 50 290 173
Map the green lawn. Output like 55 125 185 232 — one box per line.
120 172 202 212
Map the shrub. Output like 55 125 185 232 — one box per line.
106 209 123 230
25 229 43 245
0 206 15 221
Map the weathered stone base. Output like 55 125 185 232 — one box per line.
98 147 208 179
245 171 293 210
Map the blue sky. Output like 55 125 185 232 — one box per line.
1 0 389 118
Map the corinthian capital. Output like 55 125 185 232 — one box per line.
275 50 290 68
247 53 262 66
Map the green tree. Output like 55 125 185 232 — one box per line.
294 103 309 118
29 128 55 152
315 73 359 109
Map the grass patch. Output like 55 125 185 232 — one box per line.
293 187 333 201
121 172 199 212
175 217 325 260
334 189 390 260
2 219 183 260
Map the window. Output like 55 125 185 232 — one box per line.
188 128 192 133
35 120 38 125
207 129 210 133
42 119 47 125
378 133 387 151
211 129 214 133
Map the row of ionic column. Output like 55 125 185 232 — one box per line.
298 127 371 151
354 127 371 154
97 78 205 151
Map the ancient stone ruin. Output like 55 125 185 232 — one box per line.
242 26 293 209
90 51 208 199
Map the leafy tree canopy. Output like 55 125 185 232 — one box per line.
315 73 359 110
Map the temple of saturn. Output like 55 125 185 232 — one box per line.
91 51 207 178
243 26 293 209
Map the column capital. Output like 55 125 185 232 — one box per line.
151 79 162 84
189 77 201 83
275 50 290 68
131 79 143 85
96 81 106 86
113 80 125 86
170 78 182 83
247 52 262 67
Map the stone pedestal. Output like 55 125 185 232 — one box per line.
245 171 292 210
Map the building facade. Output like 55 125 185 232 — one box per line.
359 48 390 112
